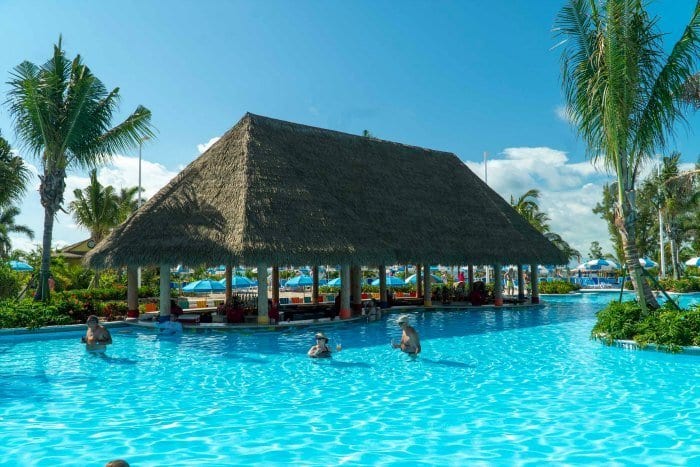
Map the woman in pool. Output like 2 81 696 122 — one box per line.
392 315 421 355
82 315 112 352
308 332 332 358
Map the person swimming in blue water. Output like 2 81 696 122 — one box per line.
308 332 332 358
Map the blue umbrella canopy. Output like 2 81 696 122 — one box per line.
8 260 33 271
404 273 443 284
371 276 407 287
575 259 619 271
218 275 255 288
639 257 658 269
182 279 226 293
285 274 314 287
327 277 342 287
684 257 700 267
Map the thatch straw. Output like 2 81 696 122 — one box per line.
85 113 566 268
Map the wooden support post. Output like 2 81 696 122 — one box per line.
378 263 387 308
127 266 138 318
257 263 269 324
531 264 540 304
340 265 351 319
517 264 525 301
312 265 319 304
423 264 432 307
160 263 171 316
494 264 503 306
272 266 280 304
225 264 233 304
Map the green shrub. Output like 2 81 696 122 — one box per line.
592 300 700 352
539 280 581 294
0 299 72 329
658 277 700 293
0 265 21 299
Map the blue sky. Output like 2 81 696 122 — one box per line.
1 0 698 260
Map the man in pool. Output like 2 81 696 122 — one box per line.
82 315 112 352
392 314 421 355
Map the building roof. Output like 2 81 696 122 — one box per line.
86 113 566 268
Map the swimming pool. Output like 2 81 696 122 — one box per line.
1 293 699 465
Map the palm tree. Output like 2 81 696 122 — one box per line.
0 205 35 258
510 188 581 262
510 189 551 233
116 186 142 222
0 131 30 207
6 37 154 300
555 0 700 312
69 169 121 287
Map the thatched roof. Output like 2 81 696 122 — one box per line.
86 113 566 268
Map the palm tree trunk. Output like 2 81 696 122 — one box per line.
35 167 66 302
36 206 55 301
670 237 680 280
616 184 659 313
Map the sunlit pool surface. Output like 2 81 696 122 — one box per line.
1 293 699 465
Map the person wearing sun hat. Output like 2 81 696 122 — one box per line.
391 315 421 355
308 332 332 358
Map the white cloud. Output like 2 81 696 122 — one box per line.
197 137 220 154
465 146 617 258
555 105 574 124
9 153 180 253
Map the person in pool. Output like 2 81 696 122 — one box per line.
308 332 332 358
82 315 112 352
392 315 421 355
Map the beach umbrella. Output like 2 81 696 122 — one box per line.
371 276 407 287
285 274 313 287
404 273 444 285
684 257 700 267
8 260 33 271
575 259 619 271
218 275 255 288
639 257 658 269
182 279 226 293
327 277 342 287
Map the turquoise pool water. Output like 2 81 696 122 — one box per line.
1 293 699 466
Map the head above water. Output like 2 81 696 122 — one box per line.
86 315 99 325
397 315 410 325
315 332 328 342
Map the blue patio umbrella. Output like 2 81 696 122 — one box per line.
371 276 407 287
182 279 226 294
684 257 700 267
639 257 658 269
285 274 313 287
8 260 33 271
575 259 619 271
404 273 443 284
218 275 255 288
327 277 342 287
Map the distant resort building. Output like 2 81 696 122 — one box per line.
86 113 565 320
54 238 97 266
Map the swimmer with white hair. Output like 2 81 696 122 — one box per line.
391 315 421 355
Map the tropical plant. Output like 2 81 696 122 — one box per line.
6 37 154 301
0 205 34 259
0 130 31 207
116 185 142 222
510 189 550 233
555 0 700 312
69 169 121 287
510 188 581 262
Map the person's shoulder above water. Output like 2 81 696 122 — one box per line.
308 332 332 358
83 315 112 351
